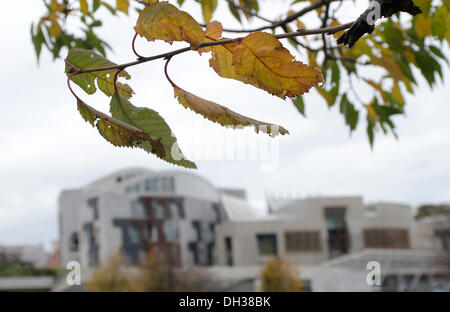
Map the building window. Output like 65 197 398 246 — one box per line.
256 234 277 256
144 179 152 191
153 200 165 219
363 228 410 249
192 220 202 241
87 197 99 220
225 237 233 266
436 229 450 250
69 232 79 252
132 201 147 218
128 225 140 244
285 231 321 252
163 219 177 242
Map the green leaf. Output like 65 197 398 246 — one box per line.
414 50 442 87
65 48 133 98
76 99 165 151
431 5 447 40
228 1 241 22
109 93 197 169
31 23 45 61
428 45 449 64
339 94 359 131
292 96 306 117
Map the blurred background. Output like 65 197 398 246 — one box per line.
0 0 449 291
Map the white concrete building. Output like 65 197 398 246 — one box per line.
58 168 241 269
58 168 450 291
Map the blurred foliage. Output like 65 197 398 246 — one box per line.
0 262 65 277
86 249 216 291
415 204 450 220
260 257 304 292
32 0 450 146
85 252 132 291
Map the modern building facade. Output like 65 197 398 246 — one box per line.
59 168 235 269
58 168 450 291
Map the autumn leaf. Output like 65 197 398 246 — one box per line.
65 49 134 98
205 20 223 39
117 0 129 15
173 87 289 137
209 41 241 80
210 32 323 98
135 1 205 47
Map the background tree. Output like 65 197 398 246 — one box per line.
132 248 216 291
260 257 304 292
31 0 450 168
85 252 131 291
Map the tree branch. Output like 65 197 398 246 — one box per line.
67 22 354 76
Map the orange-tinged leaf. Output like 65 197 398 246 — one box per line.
135 1 205 47
173 87 289 137
230 32 322 98
205 21 223 39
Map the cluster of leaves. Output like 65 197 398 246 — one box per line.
32 0 450 167
303 0 450 145
64 1 323 168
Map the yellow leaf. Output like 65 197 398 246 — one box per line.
135 1 205 47
365 101 378 125
205 20 222 39
209 42 241 80
230 32 323 98
80 0 89 15
414 14 432 39
174 87 289 137
446 17 450 45
392 81 404 105
117 0 129 15
51 0 65 12
296 19 305 31
201 0 218 23
49 12 61 38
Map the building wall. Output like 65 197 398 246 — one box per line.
59 169 224 269
59 189 83 267
215 197 423 267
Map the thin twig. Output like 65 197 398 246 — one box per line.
68 22 354 76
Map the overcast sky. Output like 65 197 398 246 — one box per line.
1 1 449 250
